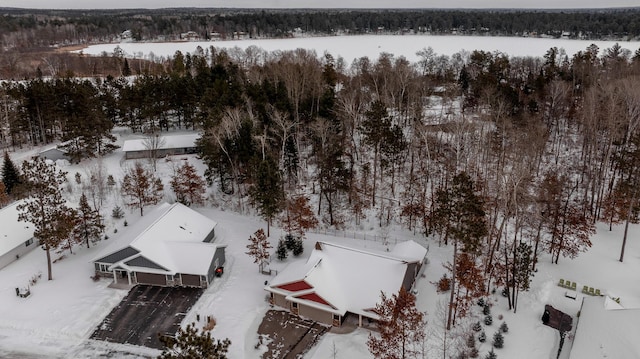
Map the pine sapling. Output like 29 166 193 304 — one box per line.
292 238 304 256
499 322 508 333
478 331 486 343
473 321 482 332
276 240 288 261
493 331 504 349
484 315 493 325
485 348 497 359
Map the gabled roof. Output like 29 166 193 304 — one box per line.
569 296 640 359
121 133 199 153
0 201 35 256
93 202 223 276
266 240 427 318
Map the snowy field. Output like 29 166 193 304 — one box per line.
78 34 640 64
0 128 639 358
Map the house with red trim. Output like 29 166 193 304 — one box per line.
265 240 427 327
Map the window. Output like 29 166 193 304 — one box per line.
99 263 109 272
25 238 33 247
166 275 174 281
292 302 298 309
333 314 340 321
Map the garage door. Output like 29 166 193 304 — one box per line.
136 272 167 286
181 274 202 287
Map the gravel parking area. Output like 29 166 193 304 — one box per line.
91 285 204 349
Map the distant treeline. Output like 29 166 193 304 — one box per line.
1 8 640 50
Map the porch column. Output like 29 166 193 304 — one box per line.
127 271 132 285
112 271 117 283
359 314 362 327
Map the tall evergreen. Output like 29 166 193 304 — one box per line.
249 157 284 237
2 152 20 195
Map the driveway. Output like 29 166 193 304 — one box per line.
91 285 204 349
257 310 330 359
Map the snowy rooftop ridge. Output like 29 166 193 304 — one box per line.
569 296 640 359
267 240 427 318
0 201 35 255
121 133 199 152
93 202 222 276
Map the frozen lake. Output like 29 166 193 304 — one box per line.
78 34 640 63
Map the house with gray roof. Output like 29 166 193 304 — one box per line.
93 202 225 288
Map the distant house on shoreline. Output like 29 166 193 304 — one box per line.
121 133 199 160
93 202 225 288
265 240 427 327
0 201 37 270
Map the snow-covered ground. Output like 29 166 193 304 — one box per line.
77 35 640 64
0 127 639 358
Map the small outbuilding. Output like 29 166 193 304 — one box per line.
37 145 70 162
265 240 427 327
121 133 199 160
93 202 225 288
0 201 37 270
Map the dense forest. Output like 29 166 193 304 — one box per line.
2 38 640 318
2 7 640 78
2 6 640 324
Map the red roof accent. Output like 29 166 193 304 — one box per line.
298 292 332 307
277 280 312 292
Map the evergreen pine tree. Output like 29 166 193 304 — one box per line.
112 205 124 219
17 158 72 280
292 238 304 256
466 333 476 348
485 348 497 359
478 331 486 343
159 322 230 359
72 193 105 248
249 157 284 237
484 315 493 325
276 240 288 261
284 233 296 251
493 331 504 348
2 152 20 195
483 304 491 315
473 321 482 332
500 322 509 333
469 347 479 358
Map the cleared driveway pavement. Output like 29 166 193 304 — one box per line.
91 285 204 349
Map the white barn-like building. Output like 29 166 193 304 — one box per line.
121 133 199 160
0 201 37 270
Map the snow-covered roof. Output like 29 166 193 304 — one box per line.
569 296 640 359
267 240 426 318
94 202 222 276
121 133 199 153
0 201 35 256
